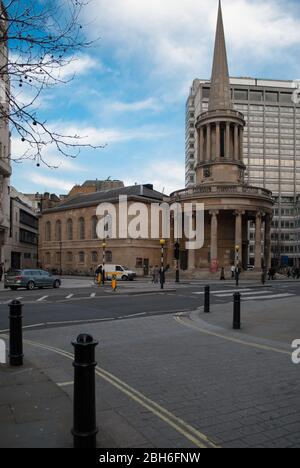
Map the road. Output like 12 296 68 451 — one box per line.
0 279 299 332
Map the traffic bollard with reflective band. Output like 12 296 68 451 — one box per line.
72 334 99 448
204 286 210 313
233 293 241 330
9 300 24 367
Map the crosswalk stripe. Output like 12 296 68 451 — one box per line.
243 293 295 301
193 288 252 295
215 290 272 298
36 296 48 302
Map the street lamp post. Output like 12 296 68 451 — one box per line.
102 241 106 285
160 239 166 290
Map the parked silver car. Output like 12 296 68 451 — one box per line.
4 269 61 291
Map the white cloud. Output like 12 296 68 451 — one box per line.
108 98 161 113
125 159 185 195
83 0 300 94
28 173 75 192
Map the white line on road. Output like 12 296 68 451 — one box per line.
193 288 253 295
243 293 295 301
57 381 74 387
90 293 96 298
66 294 74 299
215 290 273 298
36 296 48 302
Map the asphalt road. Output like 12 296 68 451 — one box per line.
1 280 300 332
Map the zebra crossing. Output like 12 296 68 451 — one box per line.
193 287 296 302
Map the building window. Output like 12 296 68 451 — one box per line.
91 251 98 263
55 220 62 241
280 93 292 104
249 91 263 102
91 216 98 239
266 91 278 103
78 251 85 263
105 251 112 263
79 218 85 240
45 221 51 241
67 219 73 240
67 252 73 263
234 89 248 101
202 87 210 99
136 258 143 268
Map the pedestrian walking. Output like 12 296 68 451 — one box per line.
231 264 235 279
154 265 159 284
220 267 225 280
0 263 3 282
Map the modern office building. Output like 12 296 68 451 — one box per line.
185 78 300 267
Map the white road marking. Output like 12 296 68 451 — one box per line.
193 288 252 295
90 293 96 298
243 293 295 301
16 297 23 301
57 381 73 387
66 294 74 299
36 296 48 302
215 290 273 298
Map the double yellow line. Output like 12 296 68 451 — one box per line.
1 335 218 449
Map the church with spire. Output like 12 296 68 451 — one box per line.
170 0 274 274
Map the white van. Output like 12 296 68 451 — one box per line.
99 264 136 281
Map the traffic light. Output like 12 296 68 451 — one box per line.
174 242 180 260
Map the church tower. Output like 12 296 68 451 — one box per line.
195 0 246 185
170 0 273 275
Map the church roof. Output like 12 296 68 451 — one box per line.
42 184 166 213
208 0 233 112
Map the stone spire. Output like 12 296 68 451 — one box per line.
208 0 232 112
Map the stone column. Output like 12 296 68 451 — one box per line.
235 211 243 266
255 212 262 270
199 127 204 163
188 212 196 271
216 123 220 161
234 125 239 161
206 124 211 162
225 122 230 158
239 126 244 160
264 214 272 269
210 210 219 270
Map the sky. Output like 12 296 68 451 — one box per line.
10 0 300 196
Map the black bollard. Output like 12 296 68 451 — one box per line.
72 334 99 449
9 300 24 367
233 293 241 330
204 286 210 313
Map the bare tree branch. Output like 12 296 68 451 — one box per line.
0 0 103 167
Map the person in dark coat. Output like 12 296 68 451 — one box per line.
220 267 225 280
0 263 3 282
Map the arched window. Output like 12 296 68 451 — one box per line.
91 251 98 263
55 220 62 241
67 219 73 240
91 216 98 239
79 217 85 240
105 250 112 263
79 251 85 263
45 221 51 241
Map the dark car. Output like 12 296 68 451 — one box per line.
4 269 61 291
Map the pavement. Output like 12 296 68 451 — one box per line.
0 280 299 448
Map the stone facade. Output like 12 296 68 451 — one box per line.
39 185 169 276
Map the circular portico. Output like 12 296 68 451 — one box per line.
170 184 274 273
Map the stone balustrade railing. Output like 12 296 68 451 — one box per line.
171 184 273 201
